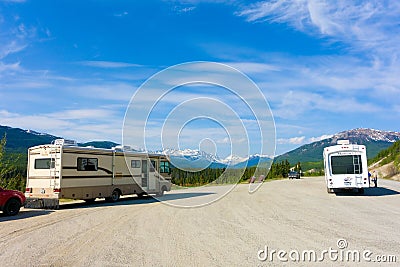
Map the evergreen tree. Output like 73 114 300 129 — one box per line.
0 134 24 191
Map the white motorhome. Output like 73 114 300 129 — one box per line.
25 139 172 208
323 140 369 194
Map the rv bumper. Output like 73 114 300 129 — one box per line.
25 197 60 209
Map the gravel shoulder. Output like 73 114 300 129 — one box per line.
1 177 399 266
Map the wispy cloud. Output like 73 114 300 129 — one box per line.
114 11 128 17
223 62 281 73
237 0 400 60
277 136 306 145
1 0 26 3
309 134 333 142
0 41 27 59
78 60 142 68
278 134 332 145
0 108 123 142
177 6 196 13
0 61 21 73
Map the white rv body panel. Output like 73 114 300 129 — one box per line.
25 142 171 204
323 142 369 192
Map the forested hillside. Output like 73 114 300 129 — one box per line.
369 140 400 179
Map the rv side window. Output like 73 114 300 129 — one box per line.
131 160 140 168
35 158 55 169
331 155 362 175
77 158 98 171
160 161 170 173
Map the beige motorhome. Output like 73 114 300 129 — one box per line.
25 139 172 208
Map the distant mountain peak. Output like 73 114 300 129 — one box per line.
276 128 400 165
333 128 400 143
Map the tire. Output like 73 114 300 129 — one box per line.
156 192 163 197
137 192 147 198
327 188 334 194
108 189 120 202
3 198 21 216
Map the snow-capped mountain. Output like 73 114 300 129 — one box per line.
220 155 248 165
275 128 400 164
157 148 272 169
333 128 400 143
159 148 221 163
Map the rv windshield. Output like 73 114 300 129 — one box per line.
331 155 362 175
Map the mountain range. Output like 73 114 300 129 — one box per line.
275 128 400 164
1 125 399 168
0 125 120 154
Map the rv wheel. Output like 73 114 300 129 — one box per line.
109 189 120 202
137 192 146 198
156 186 167 197
327 188 334 194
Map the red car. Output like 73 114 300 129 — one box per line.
0 187 26 216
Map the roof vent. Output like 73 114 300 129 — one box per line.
337 140 350 145
54 139 77 146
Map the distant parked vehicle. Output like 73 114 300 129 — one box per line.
0 187 26 216
288 171 300 179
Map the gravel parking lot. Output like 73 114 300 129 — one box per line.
1 177 399 266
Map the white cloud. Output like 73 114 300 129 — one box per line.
223 62 281 73
309 134 333 142
277 134 332 145
0 41 27 59
277 136 305 145
49 109 116 120
0 108 122 142
114 11 128 17
237 0 400 60
0 61 21 73
78 61 141 68
1 0 26 3
63 83 136 102
177 6 196 13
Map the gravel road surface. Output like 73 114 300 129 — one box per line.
1 177 399 266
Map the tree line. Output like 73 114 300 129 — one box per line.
171 159 298 186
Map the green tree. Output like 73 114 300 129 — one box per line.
0 134 24 191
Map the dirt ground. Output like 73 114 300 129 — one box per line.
1 177 399 266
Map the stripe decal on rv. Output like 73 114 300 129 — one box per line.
62 175 141 179
62 166 113 174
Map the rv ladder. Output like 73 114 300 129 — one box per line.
353 155 361 174
49 142 60 188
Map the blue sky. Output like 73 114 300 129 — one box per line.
0 0 399 157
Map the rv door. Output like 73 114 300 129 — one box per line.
141 160 148 190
